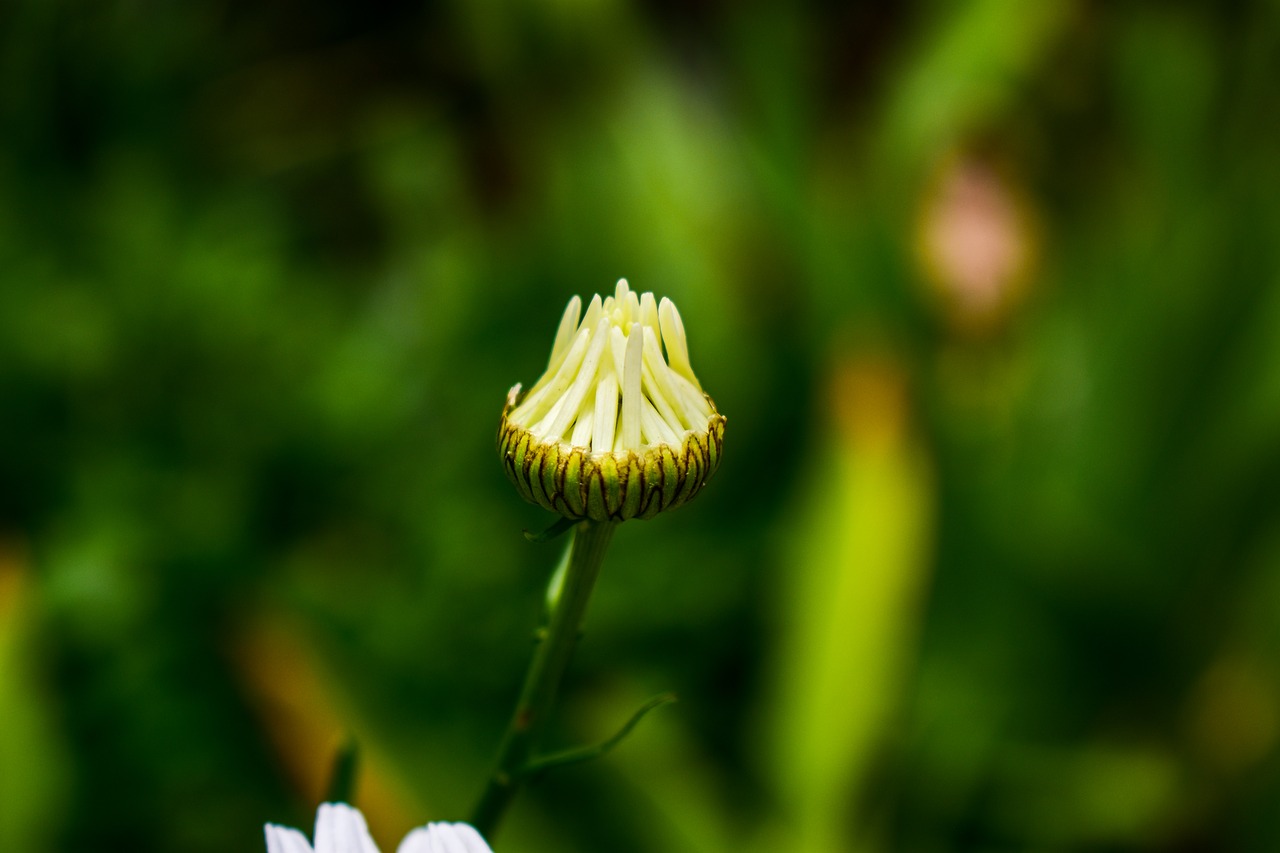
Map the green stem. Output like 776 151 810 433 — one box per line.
470 519 618 838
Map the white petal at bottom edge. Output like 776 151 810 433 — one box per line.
397 822 493 853
314 803 381 853
265 824 315 853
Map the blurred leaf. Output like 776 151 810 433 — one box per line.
875 0 1073 187
231 611 421 847
0 544 69 853
763 356 934 852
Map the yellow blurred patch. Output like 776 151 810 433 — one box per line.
1186 653 1279 774
0 536 71 852
231 612 419 846
765 353 934 853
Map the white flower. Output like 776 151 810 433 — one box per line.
499 279 725 521
265 803 493 853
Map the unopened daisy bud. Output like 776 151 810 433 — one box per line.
499 279 725 521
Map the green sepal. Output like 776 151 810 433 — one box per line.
619 455 643 519
563 451 586 517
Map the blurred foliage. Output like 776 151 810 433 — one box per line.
2 0 1280 850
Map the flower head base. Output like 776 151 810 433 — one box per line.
500 279 725 521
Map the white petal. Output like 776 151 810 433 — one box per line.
395 828 431 853
265 824 314 853
608 326 628 380
417 823 492 853
564 373 600 446
670 370 712 421
658 297 701 390
580 292 603 332
436 824 468 853
591 369 618 453
640 333 688 431
440 823 493 853
526 296 583 399
640 397 680 446
404 825 456 853
639 291 659 332
547 295 582 367
570 404 594 448
542 317 609 441
614 278 630 305
314 803 380 853
511 327 590 426
617 326 644 452
530 393 566 439
625 289 640 326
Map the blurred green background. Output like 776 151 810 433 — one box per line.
3 1 1280 850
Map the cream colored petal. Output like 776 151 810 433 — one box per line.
548 295 582 366
527 294 587 398
658 296 701 390
641 331 691 430
530 392 567 439
511 327 590 425
592 368 619 453
639 291 659 332
542 317 609 441
608 326 628 378
570 404 594 447
669 369 711 418
641 396 681 445
580 292 603 332
617 326 644 452
641 364 684 436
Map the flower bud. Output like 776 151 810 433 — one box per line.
499 279 725 521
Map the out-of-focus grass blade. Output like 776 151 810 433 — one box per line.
0 541 70 853
762 355 934 853
231 614 417 840
324 736 360 806
875 0 1073 186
